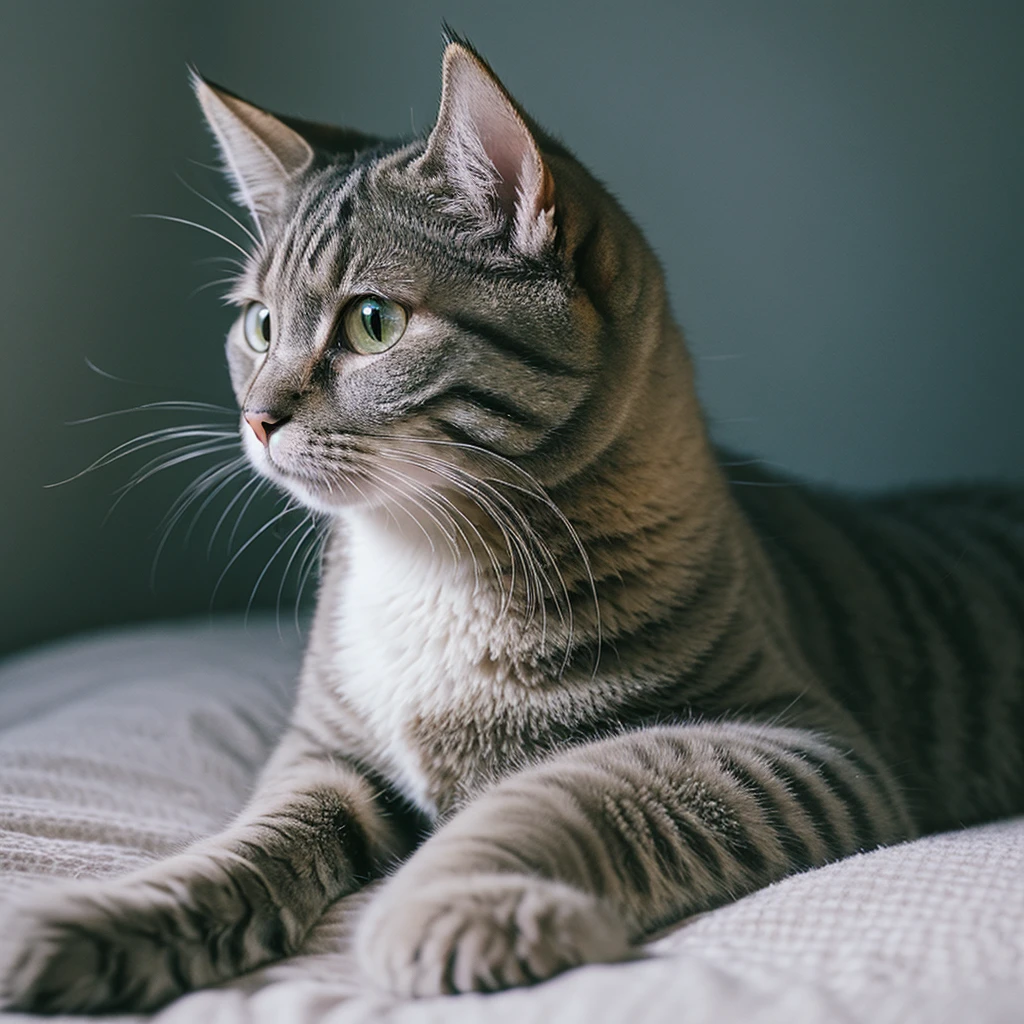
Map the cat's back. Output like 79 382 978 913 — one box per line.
731 460 1024 830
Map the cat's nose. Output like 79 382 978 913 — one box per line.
244 411 289 447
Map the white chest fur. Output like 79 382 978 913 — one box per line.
327 514 505 814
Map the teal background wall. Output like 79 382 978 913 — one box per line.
2 1 1022 655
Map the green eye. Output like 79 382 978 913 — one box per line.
243 302 272 353
343 295 407 355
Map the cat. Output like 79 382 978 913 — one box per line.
2 32 1023 1013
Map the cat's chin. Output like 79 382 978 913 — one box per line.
242 437 368 515
264 470 371 517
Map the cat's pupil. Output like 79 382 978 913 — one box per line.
260 309 271 342
363 304 382 342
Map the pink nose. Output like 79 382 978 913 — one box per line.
244 412 287 447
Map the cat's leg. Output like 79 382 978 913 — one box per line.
0 730 407 1014
357 720 913 997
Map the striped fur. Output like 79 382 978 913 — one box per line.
2 38 1021 1011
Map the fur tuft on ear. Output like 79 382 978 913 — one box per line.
420 41 555 254
191 71 315 227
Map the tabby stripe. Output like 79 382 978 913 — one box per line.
414 382 548 430
306 189 355 273
235 838 305 891
562 565 741 706
431 417 487 450
719 753 814 869
163 945 190 1003
642 773 729 892
106 945 129 1010
223 872 259 970
598 790 657 897
669 812 731 895
637 787 700 886
613 789 673 895
640 735 768 886
269 227 300 293
873 554 948 810
792 746 876 849
83 929 118 1003
617 529 736 652
544 778 614 892
229 854 288 960
968 523 1024 806
253 905 290 962
716 753 786 872
920 516 997 800
903 509 1016 814
543 799 614 896
758 756 835 864
446 312 582 377
884 515 989 815
820 508 935 786
460 781 610 896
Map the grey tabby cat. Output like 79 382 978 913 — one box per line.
3 35 1023 1013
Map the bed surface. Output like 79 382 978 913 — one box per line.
0 619 1021 1023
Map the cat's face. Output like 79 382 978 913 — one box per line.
197 42 616 518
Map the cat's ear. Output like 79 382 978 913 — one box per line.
192 73 315 224
420 41 555 254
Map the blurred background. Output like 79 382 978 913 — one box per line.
2 0 1022 657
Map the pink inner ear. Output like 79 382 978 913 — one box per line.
457 74 541 217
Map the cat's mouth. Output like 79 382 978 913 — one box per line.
240 424 363 514
262 459 370 515
242 420 451 518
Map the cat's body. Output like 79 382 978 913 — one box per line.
305 467 1024 837
733 476 1024 833
1 37 1022 1013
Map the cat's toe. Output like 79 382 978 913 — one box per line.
356 874 632 998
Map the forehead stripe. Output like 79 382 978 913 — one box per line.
304 168 363 276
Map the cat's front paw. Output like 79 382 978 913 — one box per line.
0 858 279 1014
356 874 631 997
0 882 193 1014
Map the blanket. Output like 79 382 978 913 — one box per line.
0 619 1021 1023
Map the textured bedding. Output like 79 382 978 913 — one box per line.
0 619 1021 1023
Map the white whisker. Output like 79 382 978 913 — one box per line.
294 521 330 634
208 473 263 554
174 172 264 248
246 513 313 624
47 425 236 487
372 432 602 676
276 516 319 639
150 458 247 585
183 463 251 545
227 477 272 552
68 401 236 425
135 213 251 258
211 501 298 606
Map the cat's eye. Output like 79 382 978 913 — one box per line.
342 296 407 355
243 302 272 353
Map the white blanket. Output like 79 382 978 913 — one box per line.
0 619 1021 1023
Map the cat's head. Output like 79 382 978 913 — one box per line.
195 38 672 520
